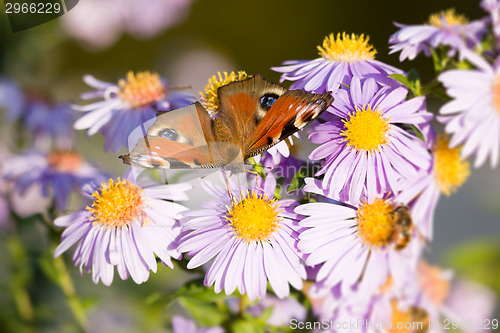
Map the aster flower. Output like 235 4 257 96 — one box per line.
54 175 192 285
24 102 75 150
438 53 500 168
172 316 224 333
0 77 25 121
272 32 404 94
74 71 196 152
483 0 500 41
178 172 306 300
389 9 486 62
397 133 470 239
248 296 307 327
307 77 432 205
295 194 424 302
3 150 108 211
62 0 193 49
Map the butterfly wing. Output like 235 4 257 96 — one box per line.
216 74 287 153
216 74 333 159
120 102 240 169
246 89 333 158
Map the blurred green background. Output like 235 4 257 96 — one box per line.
0 0 499 332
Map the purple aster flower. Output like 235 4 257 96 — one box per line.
74 72 195 152
272 32 404 94
438 53 500 168
397 132 470 239
172 316 224 333
483 0 500 40
389 9 487 62
307 77 432 205
0 77 26 121
246 295 307 327
3 150 108 211
178 172 306 300
62 0 193 49
24 102 76 150
54 175 192 285
295 194 424 303
445 280 497 333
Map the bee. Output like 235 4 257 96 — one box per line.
408 306 430 333
391 204 413 251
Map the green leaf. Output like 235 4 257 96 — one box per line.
178 296 226 327
409 124 425 142
388 74 411 89
445 239 500 295
230 319 264 333
288 164 318 193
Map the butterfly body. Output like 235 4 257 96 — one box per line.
120 74 333 169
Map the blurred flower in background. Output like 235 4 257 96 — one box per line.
61 0 194 49
2 150 108 211
389 9 487 61
74 72 195 152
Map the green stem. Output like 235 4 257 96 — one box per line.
7 233 35 326
52 254 88 332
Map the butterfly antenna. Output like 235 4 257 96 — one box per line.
244 169 264 192
224 173 235 204
169 84 192 91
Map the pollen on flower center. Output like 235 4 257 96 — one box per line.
118 71 166 108
226 190 282 242
433 134 470 196
429 8 469 29
47 151 82 173
342 105 390 152
357 198 395 247
318 32 377 62
87 178 145 228
200 71 248 112
388 300 430 333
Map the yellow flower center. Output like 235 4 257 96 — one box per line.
199 71 248 112
357 198 395 247
118 71 166 108
226 190 282 242
318 32 377 62
342 105 390 152
428 9 468 29
492 75 500 114
433 134 470 196
418 261 451 307
47 151 82 173
389 300 430 333
87 178 145 228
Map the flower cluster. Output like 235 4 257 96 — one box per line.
1 2 498 332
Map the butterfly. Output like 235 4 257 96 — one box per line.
119 74 334 169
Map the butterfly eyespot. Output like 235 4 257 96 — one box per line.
158 128 178 141
260 93 279 111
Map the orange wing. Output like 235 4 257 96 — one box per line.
121 103 241 169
